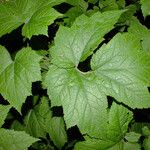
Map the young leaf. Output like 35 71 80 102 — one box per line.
141 0 150 17
24 97 52 138
66 0 88 12
50 10 124 67
0 0 64 38
0 128 38 150
74 103 133 150
47 117 67 149
142 126 150 150
125 132 141 143
0 46 41 112
24 97 67 149
128 17 150 40
0 105 10 127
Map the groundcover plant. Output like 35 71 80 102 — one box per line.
0 0 150 149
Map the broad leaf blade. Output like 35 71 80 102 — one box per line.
51 10 124 68
91 33 150 108
0 46 41 112
75 103 132 150
141 0 150 17
0 0 63 38
0 129 38 150
44 65 108 137
22 7 61 38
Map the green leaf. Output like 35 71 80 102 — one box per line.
44 65 108 137
24 97 52 138
0 0 64 38
45 12 150 137
128 17 150 40
47 117 67 149
142 32 150 51
141 0 150 17
143 137 150 150
142 126 150 150
0 46 41 112
51 10 124 67
0 105 10 127
23 97 67 149
91 33 150 108
0 128 38 150
66 0 88 12
74 103 132 150
123 142 141 150
88 0 98 4
142 126 150 136
128 17 150 52
64 7 84 26
11 120 25 131
125 132 141 143
99 0 119 11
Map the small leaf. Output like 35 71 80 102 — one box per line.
0 46 41 112
0 105 10 127
143 137 150 150
141 0 150 17
125 132 141 143
128 17 150 40
0 128 38 150
24 96 52 138
47 117 67 149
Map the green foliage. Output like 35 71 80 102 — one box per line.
0 0 65 38
141 0 150 17
0 46 41 112
0 0 150 149
0 129 38 150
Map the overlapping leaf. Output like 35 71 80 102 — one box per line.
141 0 150 17
45 9 150 138
0 46 41 112
0 129 38 150
0 105 10 127
0 0 65 38
128 17 150 51
15 97 67 149
45 10 126 136
74 103 133 150
91 33 150 108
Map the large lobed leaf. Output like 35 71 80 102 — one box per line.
0 0 65 38
44 10 150 138
0 46 41 112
